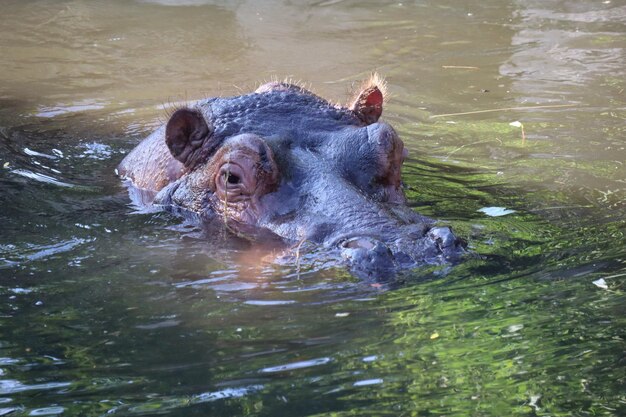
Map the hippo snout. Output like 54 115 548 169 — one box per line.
338 227 465 280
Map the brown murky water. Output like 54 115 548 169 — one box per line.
1 1 624 416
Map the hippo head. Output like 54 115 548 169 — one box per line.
118 75 465 279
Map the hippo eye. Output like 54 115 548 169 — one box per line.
214 157 262 207
217 163 250 192
211 134 280 204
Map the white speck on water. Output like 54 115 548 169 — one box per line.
592 278 608 289
23 148 57 159
192 385 264 404
353 378 383 387
244 300 296 306
528 394 541 410
260 357 331 373
10 169 75 188
78 143 113 160
211 282 258 291
10 288 33 294
478 207 516 217
35 100 105 118
28 406 65 416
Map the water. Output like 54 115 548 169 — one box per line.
0 0 624 415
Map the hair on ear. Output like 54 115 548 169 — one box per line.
349 72 388 125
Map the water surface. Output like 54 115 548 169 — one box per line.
1 1 624 416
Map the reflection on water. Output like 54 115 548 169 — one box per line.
35 100 108 118
0 0 625 416
503 1 626 99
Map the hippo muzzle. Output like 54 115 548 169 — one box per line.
335 227 465 280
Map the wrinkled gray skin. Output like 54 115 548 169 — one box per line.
118 79 465 279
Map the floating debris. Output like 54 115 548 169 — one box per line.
509 121 526 144
478 207 516 217
592 278 608 290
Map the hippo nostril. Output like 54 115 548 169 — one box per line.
427 226 457 249
341 237 377 251
425 226 466 261
340 237 397 279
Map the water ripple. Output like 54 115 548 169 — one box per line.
35 100 107 118
191 385 264 404
260 357 332 373
0 379 71 395
0 238 89 268
244 300 297 306
9 169 76 188
106 384 264 415
353 378 384 387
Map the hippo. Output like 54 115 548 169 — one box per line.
117 75 465 279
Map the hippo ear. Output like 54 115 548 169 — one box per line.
350 74 386 125
165 108 215 168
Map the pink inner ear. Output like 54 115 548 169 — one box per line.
351 86 384 124
365 88 383 107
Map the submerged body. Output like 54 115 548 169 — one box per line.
118 76 465 278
